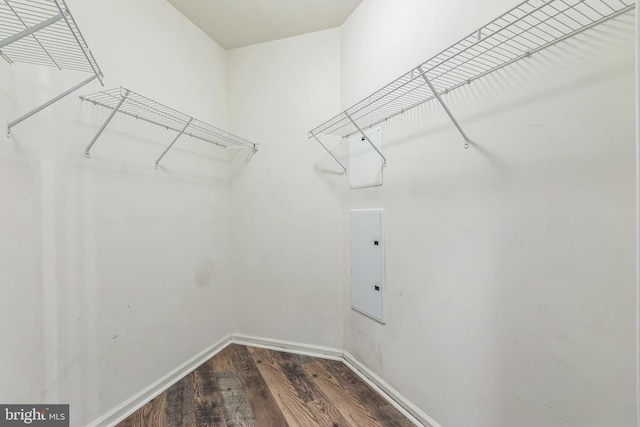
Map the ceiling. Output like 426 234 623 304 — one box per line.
167 0 363 50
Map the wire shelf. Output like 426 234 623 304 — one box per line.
310 0 635 140
2 0 105 136
0 0 103 81
80 87 258 163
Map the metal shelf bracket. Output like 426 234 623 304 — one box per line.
418 66 471 149
309 131 347 174
84 90 129 158
0 13 63 50
155 118 193 168
346 113 387 166
7 75 98 138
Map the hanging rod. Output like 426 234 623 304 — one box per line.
1 0 104 136
308 0 635 168
80 87 258 166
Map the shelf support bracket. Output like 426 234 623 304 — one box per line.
310 132 347 175
84 90 129 157
0 13 63 49
155 118 193 168
7 74 98 138
418 66 471 149
345 113 387 166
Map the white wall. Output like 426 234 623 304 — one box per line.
637 6 640 427
341 1 636 426
1 1 635 426
0 0 233 425
227 29 345 349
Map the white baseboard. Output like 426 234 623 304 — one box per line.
230 333 343 360
90 334 439 427
343 351 440 427
88 334 232 427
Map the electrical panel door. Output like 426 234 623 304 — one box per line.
350 209 385 323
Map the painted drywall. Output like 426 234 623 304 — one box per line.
636 7 639 427
0 0 234 425
2 1 635 425
227 29 346 349
340 1 636 426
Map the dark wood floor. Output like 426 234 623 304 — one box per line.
118 344 415 427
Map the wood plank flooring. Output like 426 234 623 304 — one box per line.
118 344 415 427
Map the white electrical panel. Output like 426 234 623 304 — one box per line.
349 125 383 189
350 209 385 323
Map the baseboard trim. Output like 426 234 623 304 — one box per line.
91 334 439 427
230 333 343 360
343 351 440 427
88 334 232 427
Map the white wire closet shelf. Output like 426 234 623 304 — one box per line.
309 0 636 171
1 0 104 136
80 87 258 167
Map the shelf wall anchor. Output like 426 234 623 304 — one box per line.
418 66 471 149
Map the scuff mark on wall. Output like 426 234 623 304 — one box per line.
196 259 215 288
